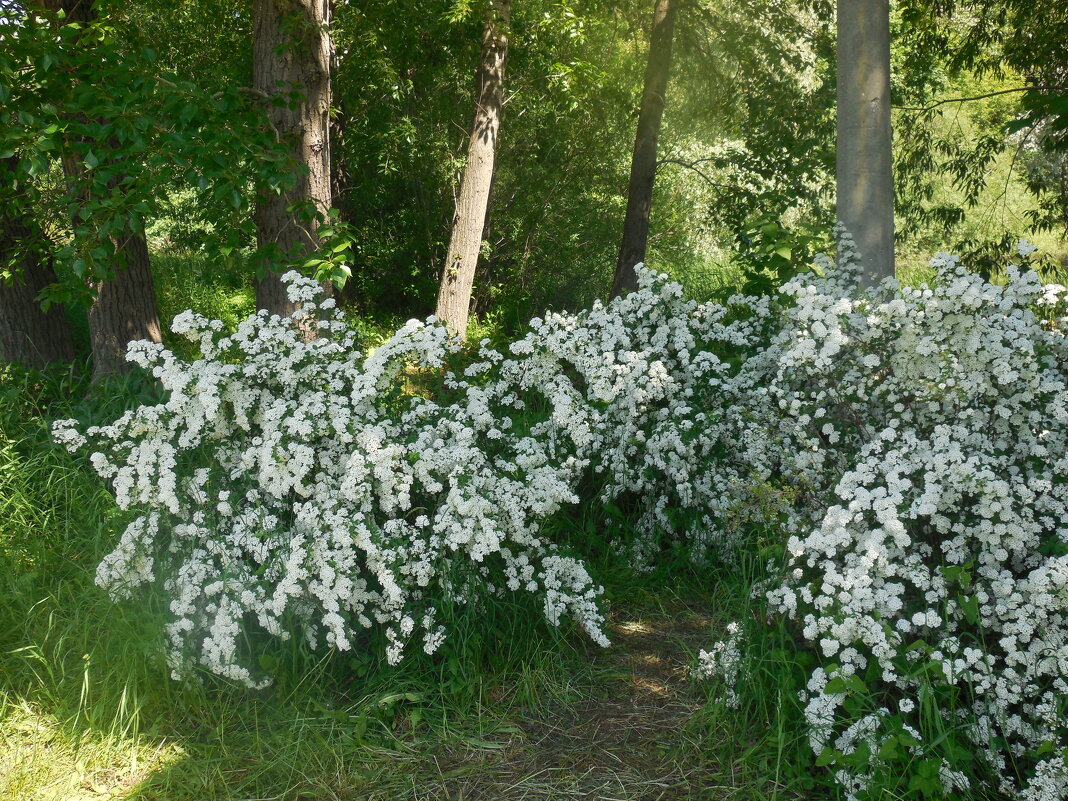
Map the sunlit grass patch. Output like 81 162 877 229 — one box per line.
0 701 181 801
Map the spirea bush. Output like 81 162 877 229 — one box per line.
52 265 778 688
53 236 1068 800
536 232 1068 801
504 273 778 566
745 239 1068 800
53 274 617 687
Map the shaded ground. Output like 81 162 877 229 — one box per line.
358 599 725 801
4 588 789 801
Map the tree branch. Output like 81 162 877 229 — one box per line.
211 86 271 102
654 157 730 188
894 85 1066 113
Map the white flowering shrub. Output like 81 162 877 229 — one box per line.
54 274 614 687
503 273 779 567
749 240 1068 800
51 260 788 690
52 232 1068 800
51 263 782 686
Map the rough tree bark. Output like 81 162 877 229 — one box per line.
252 0 332 318
0 158 75 369
610 0 679 298
44 0 161 380
85 234 161 378
836 0 895 285
435 0 511 341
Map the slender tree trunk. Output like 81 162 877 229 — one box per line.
252 0 332 317
436 0 510 341
471 165 500 317
611 0 679 298
0 161 75 368
44 0 161 380
836 0 895 285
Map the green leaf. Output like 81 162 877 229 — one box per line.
377 692 422 707
815 747 840 767
845 673 866 694
257 653 279 672
824 676 847 694
878 736 900 760
898 728 922 747
959 595 980 625
461 737 506 750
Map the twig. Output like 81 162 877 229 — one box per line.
894 85 1066 113
654 157 730 189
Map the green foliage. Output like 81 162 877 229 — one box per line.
303 210 357 290
733 216 831 296
150 250 256 356
0 3 299 304
895 0 1068 264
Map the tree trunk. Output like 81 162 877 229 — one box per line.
86 235 161 378
44 0 161 380
435 0 510 341
836 0 895 286
0 163 75 369
611 0 679 298
252 0 332 318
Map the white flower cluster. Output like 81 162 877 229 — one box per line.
751 240 1068 800
693 621 747 708
55 272 613 686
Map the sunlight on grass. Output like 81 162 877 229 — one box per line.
0 702 180 801
614 621 655 636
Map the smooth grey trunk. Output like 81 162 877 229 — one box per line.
252 0 332 318
44 0 161 380
0 163 75 369
836 0 895 285
611 0 679 298
436 0 510 341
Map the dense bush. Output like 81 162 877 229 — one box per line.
757 243 1068 801
56 236 1068 799
698 237 1068 800
52 259 767 686
54 275 612 686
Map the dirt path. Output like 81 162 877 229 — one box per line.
396 599 723 801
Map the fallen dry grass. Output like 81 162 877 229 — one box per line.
351 599 729 801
